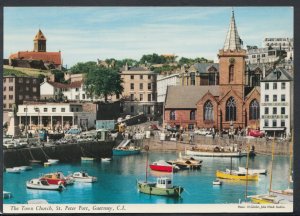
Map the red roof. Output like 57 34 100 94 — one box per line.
48 80 83 89
9 51 62 65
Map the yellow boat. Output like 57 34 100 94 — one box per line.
248 194 275 204
216 170 259 181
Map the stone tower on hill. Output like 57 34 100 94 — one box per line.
33 29 47 52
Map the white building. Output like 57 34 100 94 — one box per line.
40 79 95 101
157 73 180 103
260 68 293 137
17 102 96 131
263 37 294 61
246 46 286 64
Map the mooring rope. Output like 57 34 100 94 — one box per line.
40 147 50 160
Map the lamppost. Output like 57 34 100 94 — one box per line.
25 104 28 138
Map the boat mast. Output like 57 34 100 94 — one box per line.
244 142 250 201
269 132 275 194
145 145 149 183
230 157 232 175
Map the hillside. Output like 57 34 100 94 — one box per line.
3 65 52 77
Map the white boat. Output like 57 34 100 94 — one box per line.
6 167 21 173
213 179 222 185
101 158 112 162
48 159 59 164
3 191 12 199
70 171 97 183
27 199 49 204
26 178 64 191
186 146 246 158
15 166 32 171
81 157 95 161
238 167 267 175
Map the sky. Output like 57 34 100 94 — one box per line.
4 7 293 67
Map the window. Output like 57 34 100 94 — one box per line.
116 94 119 99
71 108 74 112
281 94 286 102
265 83 269 90
33 87 37 93
19 95 23 100
265 107 269 114
130 94 134 101
273 120 277 127
148 83 151 90
170 110 175 120
281 82 286 90
52 108 56 112
252 55 256 58
9 86 13 91
226 97 236 121
273 107 277 114
9 78 13 83
75 88 79 92
130 75 134 80
273 95 277 102
3 78 6 83
19 78 23 83
249 100 259 120
26 87 29 91
148 94 151 102
204 101 213 121
229 65 234 83
26 79 30 84
262 54 266 57
265 95 269 102
130 105 134 113
273 83 277 90
3 95 6 100
3 104 6 109
9 95 13 100
130 83 134 90
44 108 48 112
76 108 79 112
281 107 285 114
264 120 269 127
140 94 143 101
9 104 12 108
190 72 195 85
82 94 85 99
3 87 6 91
148 75 151 79
61 108 65 112
33 79 37 84
75 95 79 100
139 83 143 90
190 110 196 120
281 120 285 127
140 75 143 79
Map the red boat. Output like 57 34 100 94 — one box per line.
39 172 74 186
248 129 265 138
149 160 180 172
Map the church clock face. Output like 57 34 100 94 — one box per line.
229 57 235 64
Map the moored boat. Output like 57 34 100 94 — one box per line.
70 171 97 183
40 172 74 186
150 160 180 172
186 146 246 158
167 157 202 170
238 167 267 175
249 189 293 204
48 159 59 164
213 179 222 185
112 146 141 156
101 158 112 162
81 157 95 161
6 167 21 173
26 178 64 191
3 191 12 199
216 170 259 181
16 166 32 171
137 177 183 197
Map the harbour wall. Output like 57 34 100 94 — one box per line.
3 141 115 168
143 135 292 155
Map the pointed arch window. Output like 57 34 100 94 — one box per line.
204 101 213 121
229 65 234 83
226 97 236 121
170 110 176 120
249 100 260 120
190 110 196 120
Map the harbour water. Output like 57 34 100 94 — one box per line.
3 151 292 204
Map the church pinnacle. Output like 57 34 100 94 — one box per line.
223 9 243 51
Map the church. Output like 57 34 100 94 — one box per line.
8 29 62 69
164 11 261 131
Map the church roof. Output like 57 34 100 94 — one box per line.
9 51 62 65
193 63 219 73
165 85 220 109
261 67 293 82
223 10 242 51
34 29 46 41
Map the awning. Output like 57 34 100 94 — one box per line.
263 127 286 131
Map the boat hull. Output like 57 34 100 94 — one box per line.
216 170 259 181
40 178 66 186
112 148 140 156
149 165 173 172
137 181 183 197
26 183 63 191
186 150 245 157
73 177 97 183
81 157 95 161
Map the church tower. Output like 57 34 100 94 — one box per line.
33 29 47 52
218 10 246 98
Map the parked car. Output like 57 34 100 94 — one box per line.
248 129 265 138
194 129 211 136
125 115 131 119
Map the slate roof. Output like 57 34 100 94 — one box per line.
223 10 242 51
261 67 293 82
165 85 220 109
192 63 219 73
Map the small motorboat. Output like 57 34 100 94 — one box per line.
81 157 95 161
167 157 202 170
48 159 59 164
6 167 21 173
3 191 12 199
15 166 32 171
40 172 74 186
137 177 183 197
213 179 222 185
238 167 267 175
26 178 64 191
27 199 49 204
150 160 180 172
70 171 97 183
101 158 112 162
29 160 42 164
216 169 259 181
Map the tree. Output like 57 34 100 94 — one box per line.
51 69 65 82
69 61 98 74
84 67 123 102
140 53 167 65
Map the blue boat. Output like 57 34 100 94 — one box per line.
112 139 141 156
